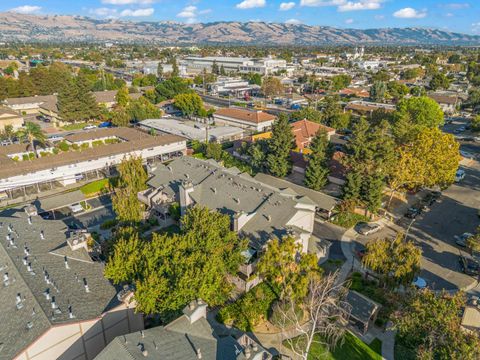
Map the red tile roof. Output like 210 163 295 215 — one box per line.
291 119 335 151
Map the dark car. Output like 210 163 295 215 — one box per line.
459 256 480 276
405 207 421 219
40 212 53 220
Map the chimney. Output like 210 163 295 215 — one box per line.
83 278 90 293
197 348 202 359
51 296 57 309
40 230 45 240
179 180 194 216
64 256 69 269
16 293 24 309
3 272 9 286
44 288 50 300
183 299 207 324
23 257 28 266
44 270 50 284
7 224 12 233
28 216 32 225
24 246 30 256
27 262 32 273
233 211 254 232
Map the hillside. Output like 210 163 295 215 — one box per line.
0 13 479 45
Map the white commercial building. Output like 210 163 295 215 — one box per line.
183 56 287 75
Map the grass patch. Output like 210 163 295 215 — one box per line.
80 179 111 196
330 211 369 229
286 332 382 360
61 121 99 131
321 258 345 275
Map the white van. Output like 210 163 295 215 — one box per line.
69 203 84 214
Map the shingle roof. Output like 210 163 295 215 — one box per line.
147 157 314 249
346 290 380 324
0 207 120 359
214 108 276 124
0 128 185 179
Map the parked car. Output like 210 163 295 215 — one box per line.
454 232 474 247
412 276 427 289
455 169 466 182
83 124 97 130
459 256 480 276
454 126 466 134
405 207 421 219
68 203 84 214
98 121 112 128
460 150 474 159
40 212 53 220
356 222 382 236
422 193 438 206
355 245 367 259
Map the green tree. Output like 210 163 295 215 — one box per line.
58 77 99 122
157 62 163 78
363 233 422 287
155 77 192 102
16 122 46 158
321 95 343 127
394 96 444 133
402 68 421 80
111 156 148 223
115 86 129 107
257 236 320 300
361 174 384 216
304 130 329 190
369 81 387 102
171 58 179 77
470 114 480 132
205 142 223 161
330 74 351 91
211 60 219 75
106 206 246 315
290 107 323 123
267 114 295 177
342 171 362 203
387 81 409 102
111 106 130 127
429 72 451 91
394 290 480 360
173 93 203 118
248 142 266 170
127 97 161 121
1 124 14 141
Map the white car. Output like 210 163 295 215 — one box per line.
83 125 97 130
455 169 465 182
68 203 84 214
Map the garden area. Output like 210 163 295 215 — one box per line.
286 332 382 360
80 178 113 196
330 210 369 229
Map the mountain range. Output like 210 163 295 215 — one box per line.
1 12 479 46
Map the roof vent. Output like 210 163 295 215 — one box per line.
197 348 202 359
234 198 240 204
68 305 75 319
3 272 9 286
64 256 69 269
40 230 45 240
51 296 57 309
137 343 148 357
16 293 24 310
26 321 33 330
24 204 37 217
44 288 50 300
83 278 90 293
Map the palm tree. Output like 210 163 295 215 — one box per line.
16 122 46 158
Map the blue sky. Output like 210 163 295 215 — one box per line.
3 1 480 34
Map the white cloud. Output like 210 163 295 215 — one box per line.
89 7 118 17
338 1 382 12
279 2 296 10
472 22 480 34
120 8 154 16
300 0 383 11
443 3 470 10
9 5 42 14
393 7 427 19
285 18 302 24
102 0 154 4
236 0 266 9
176 5 210 23
345 18 354 24
374 14 384 20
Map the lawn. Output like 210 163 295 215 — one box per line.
288 332 382 360
80 178 111 196
330 211 369 229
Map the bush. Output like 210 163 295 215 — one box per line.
52 148 60 154
270 300 304 327
71 143 80 151
105 138 120 144
217 282 278 331
330 211 369 228
168 202 181 221
92 140 104 147
40 151 50 157
57 141 70 152
81 143 90 150
100 219 119 230
22 154 29 161
12 156 19 162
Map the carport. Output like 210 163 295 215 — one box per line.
35 190 86 219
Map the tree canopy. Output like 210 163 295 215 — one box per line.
266 113 295 177
304 130 330 191
394 96 444 130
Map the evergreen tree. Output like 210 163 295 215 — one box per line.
111 106 130 127
157 62 163 78
369 81 387 102
58 77 99 122
304 130 329 190
361 174 385 216
342 171 362 203
115 86 129 107
220 64 226 76
266 114 295 177
211 60 219 75
171 58 179 77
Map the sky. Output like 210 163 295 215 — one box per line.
2 1 480 34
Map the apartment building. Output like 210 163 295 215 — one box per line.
0 128 186 197
0 205 144 360
183 56 287 75
213 108 276 132
138 157 316 291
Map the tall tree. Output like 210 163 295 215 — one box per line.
173 93 203 118
304 130 329 191
429 72 451 91
369 81 387 102
257 236 320 301
106 206 246 315
394 290 480 360
363 233 422 287
394 96 444 131
266 114 295 177
111 156 148 223
171 58 179 77
115 86 129 107
261 76 284 99
127 97 161 121
57 77 99 122
156 62 163 78
16 122 46 158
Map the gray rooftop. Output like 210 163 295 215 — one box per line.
346 290 380 325
147 157 314 249
139 118 244 142
253 173 339 212
36 190 86 212
0 207 120 359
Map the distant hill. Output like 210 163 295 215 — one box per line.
1 13 479 45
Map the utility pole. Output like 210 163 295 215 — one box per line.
405 218 416 242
